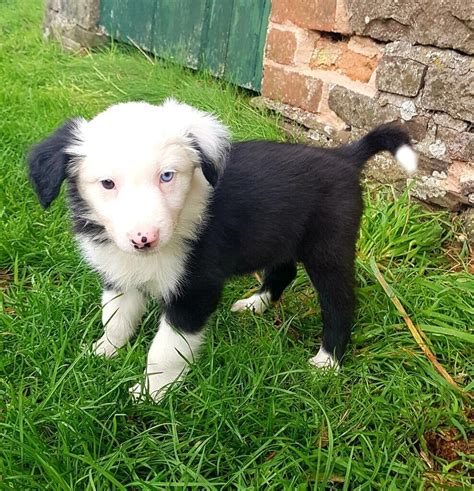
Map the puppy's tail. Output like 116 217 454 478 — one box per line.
343 124 417 174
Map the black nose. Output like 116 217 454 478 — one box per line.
131 236 153 250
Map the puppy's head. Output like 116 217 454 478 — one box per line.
28 100 230 253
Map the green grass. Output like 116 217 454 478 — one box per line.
0 1 472 488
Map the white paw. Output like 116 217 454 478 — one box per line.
129 382 147 401
309 347 340 371
129 378 168 403
231 292 271 314
91 335 118 357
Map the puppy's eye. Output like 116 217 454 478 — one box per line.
101 179 115 190
160 171 175 183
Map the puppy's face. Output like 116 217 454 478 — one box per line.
75 109 200 252
28 100 230 254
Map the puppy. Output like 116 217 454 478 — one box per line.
28 99 417 401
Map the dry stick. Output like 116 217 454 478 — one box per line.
253 272 263 284
370 258 461 391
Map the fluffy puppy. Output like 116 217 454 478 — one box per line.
28 99 417 401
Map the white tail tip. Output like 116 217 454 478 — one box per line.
395 144 418 174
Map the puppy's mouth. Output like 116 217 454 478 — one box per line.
131 238 159 252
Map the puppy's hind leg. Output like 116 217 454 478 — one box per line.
92 288 146 357
302 252 355 369
231 262 297 314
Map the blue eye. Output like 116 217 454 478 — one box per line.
160 171 175 183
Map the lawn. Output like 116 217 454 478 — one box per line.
0 0 472 488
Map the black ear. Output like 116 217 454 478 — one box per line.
193 142 220 187
189 135 227 187
27 119 81 208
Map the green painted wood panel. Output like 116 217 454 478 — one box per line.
152 0 208 69
100 0 156 50
99 0 271 92
200 0 234 78
224 0 271 91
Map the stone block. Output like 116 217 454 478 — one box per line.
379 41 473 123
421 66 474 123
402 116 429 143
410 168 469 211
376 55 426 97
250 96 350 142
436 127 474 162
384 41 471 73
334 0 351 34
461 208 474 247
432 113 468 133
347 0 474 55
262 64 323 112
56 0 100 30
328 85 398 128
44 0 106 49
361 153 410 183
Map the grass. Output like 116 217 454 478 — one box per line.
0 0 472 488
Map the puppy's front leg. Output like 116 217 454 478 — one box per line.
92 288 146 357
130 317 203 402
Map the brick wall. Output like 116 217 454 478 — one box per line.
259 0 474 213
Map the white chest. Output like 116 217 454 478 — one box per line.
78 238 188 300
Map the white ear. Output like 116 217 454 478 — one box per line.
161 99 230 185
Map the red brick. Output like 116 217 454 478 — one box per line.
271 0 338 32
334 0 351 34
309 36 380 83
309 37 342 69
294 29 321 65
337 49 379 83
262 63 323 112
266 27 297 65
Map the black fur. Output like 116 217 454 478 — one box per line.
343 124 411 166
27 119 81 208
189 135 222 187
28 120 111 243
260 262 298 301
28 119 413 364
165 126 413 362
68 176 110 244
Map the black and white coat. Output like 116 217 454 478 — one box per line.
28 100 417 401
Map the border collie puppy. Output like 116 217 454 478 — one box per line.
28 99 417 401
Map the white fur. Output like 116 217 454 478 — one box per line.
78 169 211 301
92 289 146 357
68 99 229 174
66 100 229 401
309 347 339 370
67 100 229 255
231 291 272 314
130 317 204 402
395 144 418 174
67 99 229 298
80 237 188 301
